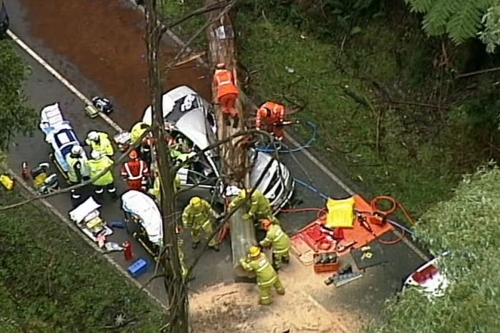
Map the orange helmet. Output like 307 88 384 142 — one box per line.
129 150 138 159
258 107 271 119
216 63 225 69
261 219 272 230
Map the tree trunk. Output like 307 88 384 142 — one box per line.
205 0 256 278
144 1 189 331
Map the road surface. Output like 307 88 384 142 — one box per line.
6 0 426 323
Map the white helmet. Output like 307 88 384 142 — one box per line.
87 131 99 141
71 145 83 155
91 150 101 160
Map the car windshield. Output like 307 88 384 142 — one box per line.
247 149 257 166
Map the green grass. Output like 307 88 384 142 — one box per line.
0 188 164 332
160 1 488 217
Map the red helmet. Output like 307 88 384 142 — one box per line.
258 107 271 119
129 150 138 159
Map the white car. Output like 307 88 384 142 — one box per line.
142 85 295 210
403 257 450 298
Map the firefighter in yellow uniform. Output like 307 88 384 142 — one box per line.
87 150 117 200
130 122 154 165
65 145 91 207
181 196 219 251
229 188 279 225
239 246 285 305
85 131 114 157
260 219 291 270
130 122 150 144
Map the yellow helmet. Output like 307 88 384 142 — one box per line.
249 246 261 258
190 196 202 206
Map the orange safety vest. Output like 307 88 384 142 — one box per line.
213 69 238 98
122 160 148 180
256 102 285 128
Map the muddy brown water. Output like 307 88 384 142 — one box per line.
20 0 211 128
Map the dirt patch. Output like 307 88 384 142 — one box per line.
19 0 211 128
189 257 365 333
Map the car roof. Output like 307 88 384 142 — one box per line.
142 86 215 150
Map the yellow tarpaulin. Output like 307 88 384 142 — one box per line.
326 197 355 228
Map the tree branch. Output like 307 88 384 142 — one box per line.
162 1 236 73
159 1 234 36
0 125 158 211
187 155 275 276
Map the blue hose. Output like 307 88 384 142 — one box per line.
387 219 414 236
293 178 329 200
256 121 318 154
293 178 415 236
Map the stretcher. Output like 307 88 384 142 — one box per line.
121 190 163 260
39 103 88 180
69 197 113 245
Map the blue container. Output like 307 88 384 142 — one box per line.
109 221 125 228
128 258 148 278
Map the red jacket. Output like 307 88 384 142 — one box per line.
256 102 285 128
121 159 149 190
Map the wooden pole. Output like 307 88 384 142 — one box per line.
205 0 256 278
144 0 189 331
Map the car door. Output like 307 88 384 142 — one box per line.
176 165 220 205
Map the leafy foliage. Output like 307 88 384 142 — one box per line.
239 0 384 39
404 0 496 44
478 5 500 53
0 189 164 332
365 164 500 333
0 39 37 150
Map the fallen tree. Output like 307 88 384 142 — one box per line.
204 0 256 278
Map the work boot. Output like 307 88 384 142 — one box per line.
273 263 281 272
276 289 285 296
282 256 290 264
209 244 220 252
192 241 200 249
259 298 272 306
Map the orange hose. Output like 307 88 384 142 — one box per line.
216 197 415 245
369 196 415 245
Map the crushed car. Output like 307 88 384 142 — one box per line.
142 85 295 211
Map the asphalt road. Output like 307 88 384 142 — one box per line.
6 0 426 320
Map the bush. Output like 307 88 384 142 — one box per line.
0 189 164 332
365 165 500 333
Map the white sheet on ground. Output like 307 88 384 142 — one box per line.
121 190 163 246
69 197 101 224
